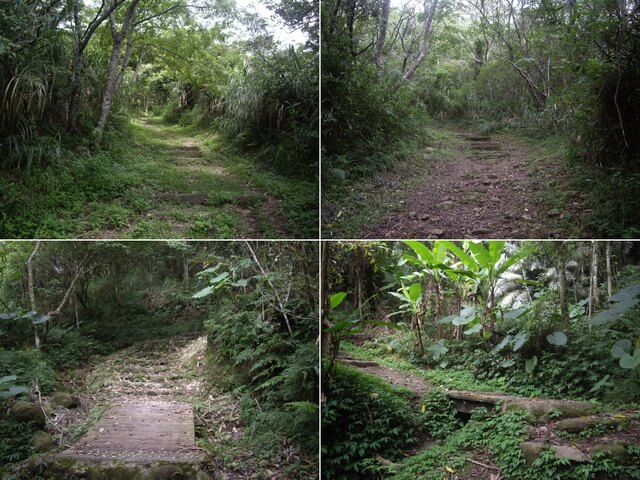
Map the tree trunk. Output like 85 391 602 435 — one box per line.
26 241 42 348
97 0 141 132
606 242 613 301
374 0 391 76
558 258 569 326
399 0 439 84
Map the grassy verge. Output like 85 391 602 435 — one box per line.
321 128 440 239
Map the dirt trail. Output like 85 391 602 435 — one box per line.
339 356 596 417
364 132 582 239
57 337 206 465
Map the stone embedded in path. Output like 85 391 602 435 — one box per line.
471 142 501 151
154 192 208 205
521 442 588 465
58 400 203 463
555 416 619 433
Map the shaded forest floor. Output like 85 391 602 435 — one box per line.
323 127 590 239
9 336 302 479
335 348 640 479
0 115 317 239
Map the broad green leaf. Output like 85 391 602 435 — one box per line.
512 331 529 351
330 292 347 309
440 241 478 271
464 324 482 335
546 331 568 346
503 307 527 320
488 240 506 264
610 284 640 302
0 375 17 384
230 279 249 288
192 285 215 298
619 349 640 369
525 356 537 374
403 241 434 264
0 386 29 398
452 315 475 326
196 266 218 276
501 359 515 368
611 339 632 358
210 272 230 284
408 283 422 303
468 242 491 270
31 314 51 325
0 312 18 320
492 335 512 353
589 297 640 326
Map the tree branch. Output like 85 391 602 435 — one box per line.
244 242 293 335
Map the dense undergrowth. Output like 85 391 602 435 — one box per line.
322 363 640 480
194 244 319 476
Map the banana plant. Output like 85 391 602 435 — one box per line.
390 281 425 354
440 241 525 335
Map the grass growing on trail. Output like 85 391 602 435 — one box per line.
0 115 317 238
342 342 506 393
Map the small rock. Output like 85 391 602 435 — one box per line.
472 228 490 235
420 215 430 221
441 200 455 207
425 147 435 153
548 209 562 217
408 211 417 218
521 442 588 465
9 401 46 427
556 416 616 433
591 444 629 463
32 430 55 452
54 392 80 409
429 228 444 236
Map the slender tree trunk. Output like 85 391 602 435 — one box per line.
374 0 391 76
399 0 439 84
26 242 42 348
558 259 569 326
606 242 613 301
97 0 141 132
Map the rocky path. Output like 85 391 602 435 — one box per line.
363 132 584 239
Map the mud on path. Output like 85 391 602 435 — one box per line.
363 131 586 239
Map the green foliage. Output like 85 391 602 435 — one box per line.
322 364 420 479
0 416 36 466
0 350 56 395
420 388 460 439
41 328 96 370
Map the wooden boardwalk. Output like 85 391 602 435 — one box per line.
58 399 204 463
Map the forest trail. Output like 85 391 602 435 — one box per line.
83 116 288 239
339 355 597 417
56 337 206 468
361 129 585 239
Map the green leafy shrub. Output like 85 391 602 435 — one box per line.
0 416 36 466
0 350 56 394
420 388 461 439
322 364 420 479
41 328 96 370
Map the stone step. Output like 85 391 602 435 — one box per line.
470 142 501 151
153 192 208 205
